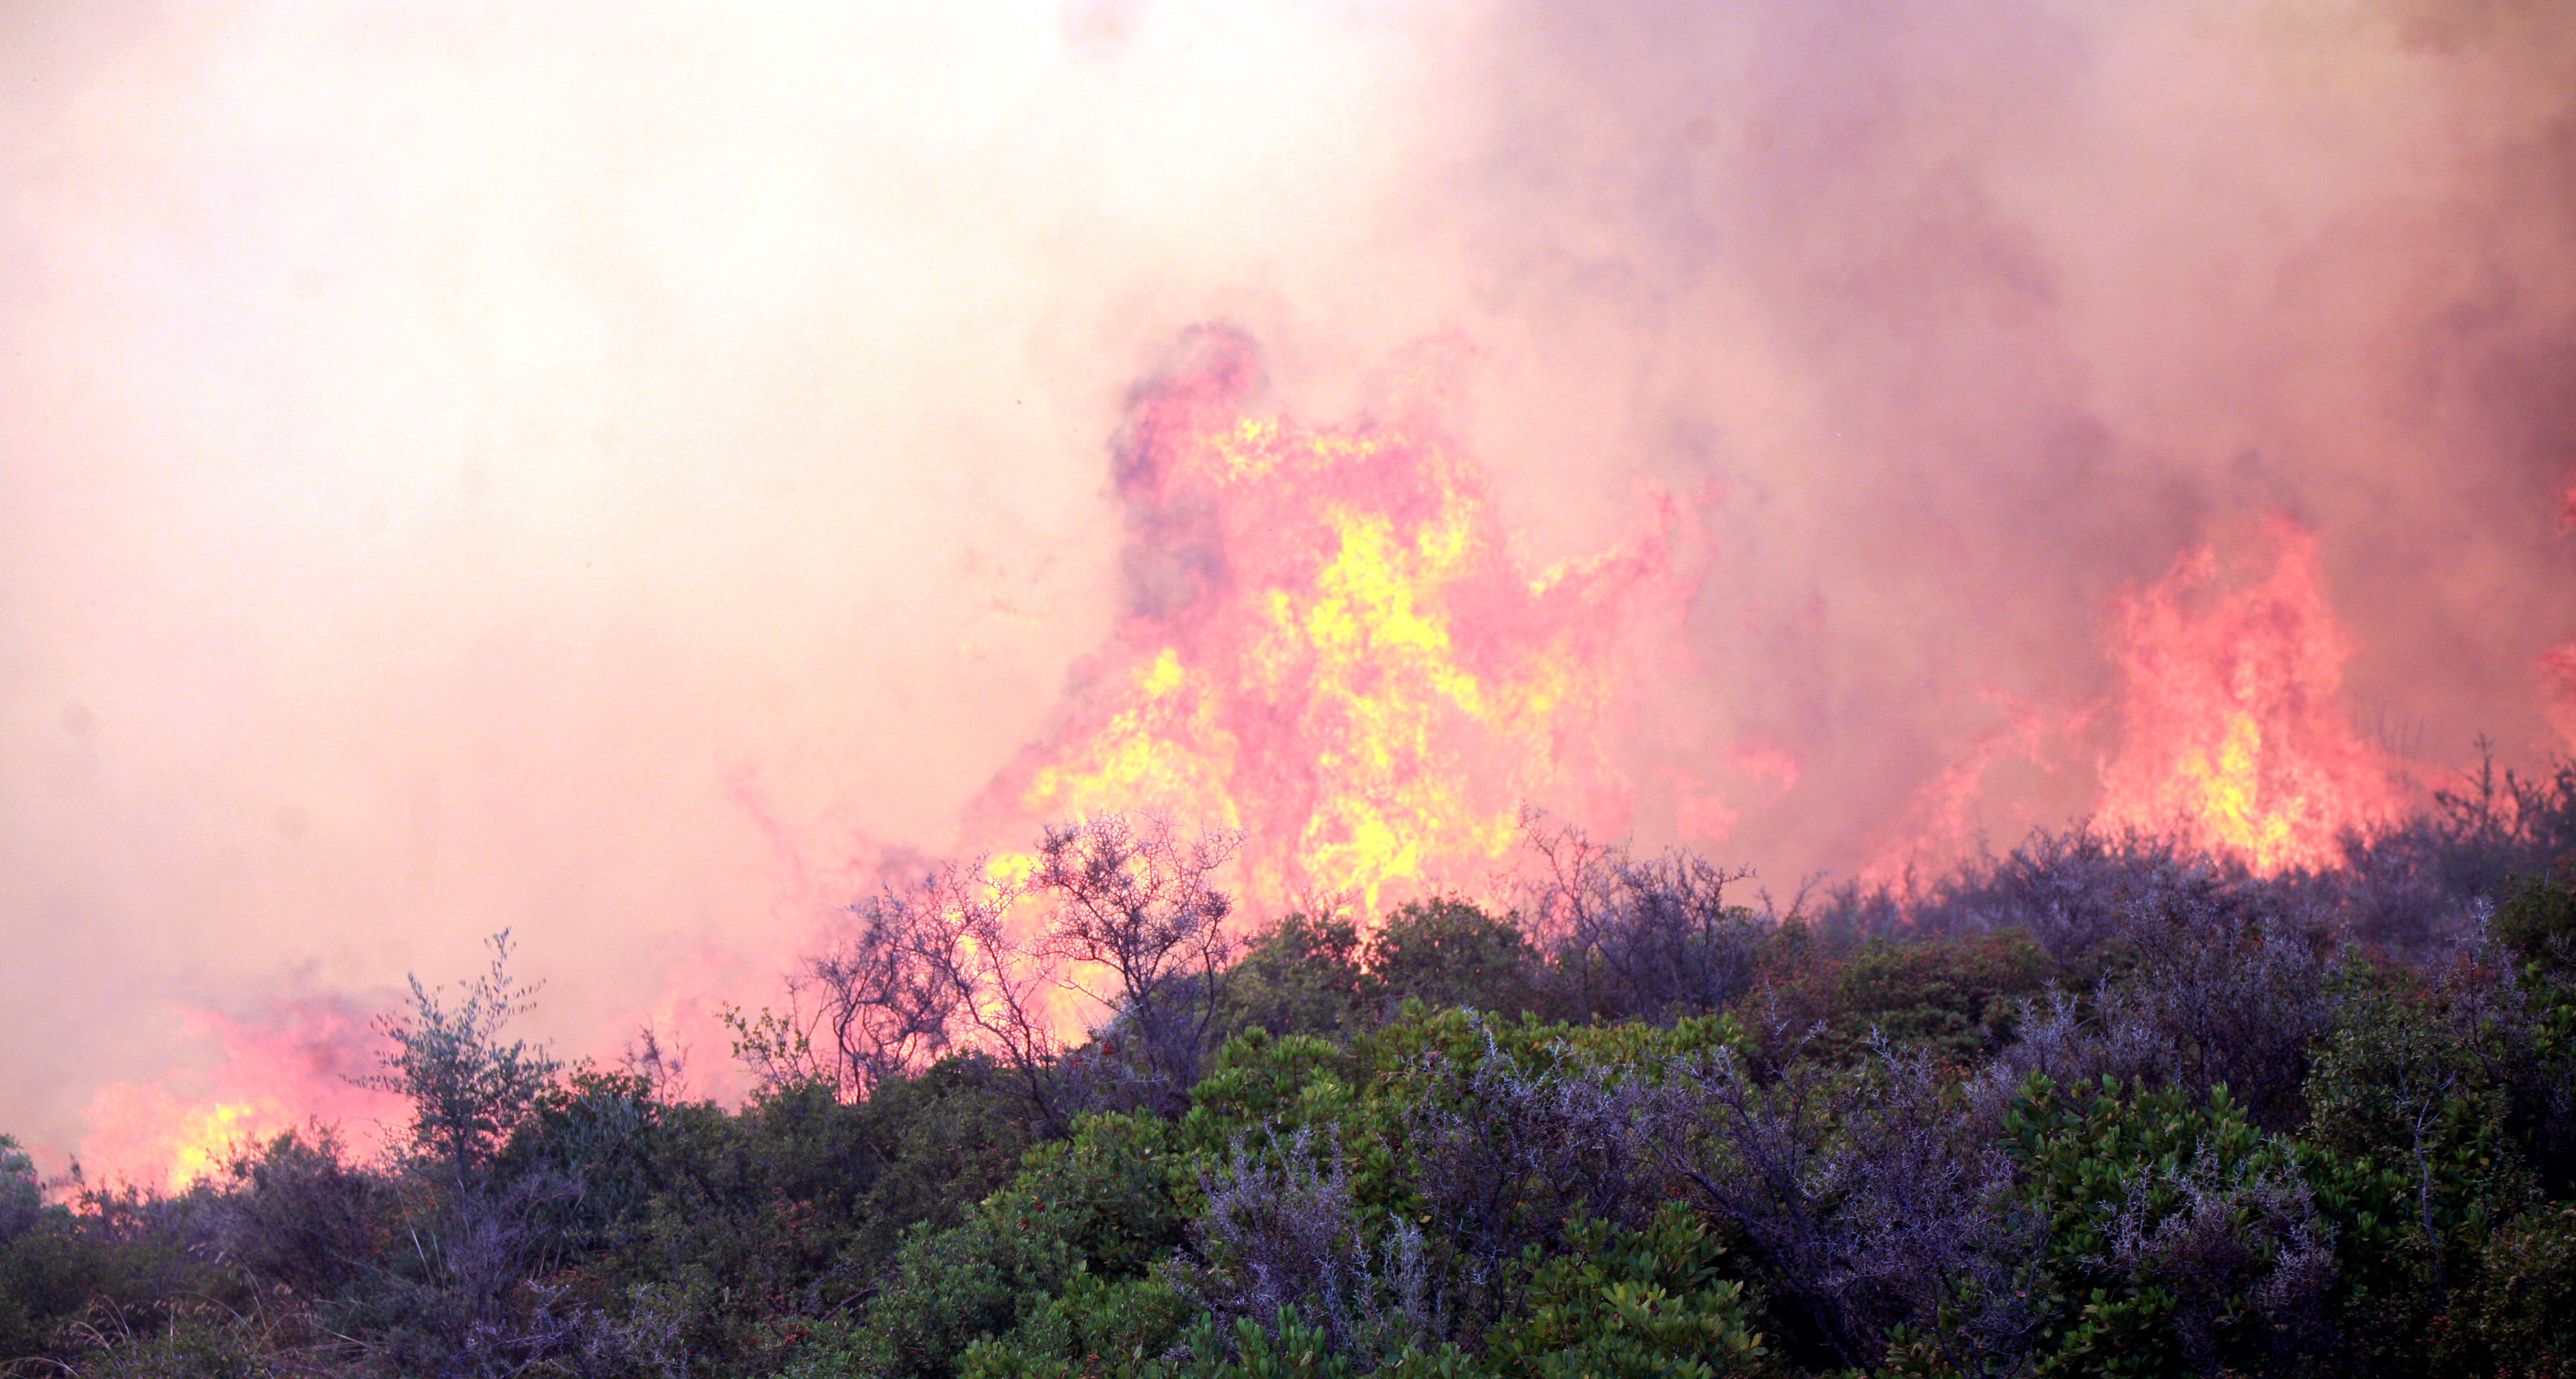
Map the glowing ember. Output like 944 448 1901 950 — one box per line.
971 328 1698 912
2095 518 2405 872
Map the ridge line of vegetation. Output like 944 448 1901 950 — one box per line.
7 763 2575 1377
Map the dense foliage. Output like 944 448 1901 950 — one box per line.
8 767 2576 1377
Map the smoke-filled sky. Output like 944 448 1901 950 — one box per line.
5 0 2572 1174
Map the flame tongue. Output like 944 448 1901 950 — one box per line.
2096 518 2404 872
976 330 1693 911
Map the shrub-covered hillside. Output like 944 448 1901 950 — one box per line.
7 766 2576 1377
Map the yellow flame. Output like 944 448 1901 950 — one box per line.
2173 710 2306 871
159 1100 278 1190
985 850 1042 891
2096 520 2400 874
989 342 1674 916
1021 474 1601 908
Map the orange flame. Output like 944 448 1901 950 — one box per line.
77 999 402 1190
2095 518 2404 872
1865 694 2086 886
972 329 1699 912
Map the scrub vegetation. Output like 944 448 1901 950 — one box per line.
8 772 2576 1377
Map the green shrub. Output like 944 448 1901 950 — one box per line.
2451 1203 2576 1377
2496 855 2576 976
1217 914 1373 1044
957 1270 1196 1379
2295 955 2576 1377
812 1114 1190 1379
1748 931 2055 1068
1480 1206 1770 1379
2001 1077 2335 1377
1367 902 1542 1021
0 1158 224 1377
211 1127 394 1303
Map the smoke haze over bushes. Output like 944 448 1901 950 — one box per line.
7 811 2576 1375
3 0 2574 1173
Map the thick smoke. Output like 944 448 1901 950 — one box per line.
1 0 2570 1174
1442 0 2576 868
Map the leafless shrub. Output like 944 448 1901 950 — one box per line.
1961 896 2328 1133
1177 1126 1352 1326
1966 984 2174 1129
1833 1045 2050 1371
427 1172 589 1362
1402 1020 1668 1263
2094 1146 2338 1370
1036 815 1239 1114
1523 819 1767 1022
1655 1039 2042 1372
2128 907 2332 1130
1838 755 2576 968
2317 750 2576 959
1171 1126 1448 1367
1893 824 2266 961
432 1268 717 1379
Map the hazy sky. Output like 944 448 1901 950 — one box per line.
5 0 2571 1174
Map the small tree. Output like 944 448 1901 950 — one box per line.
1365 898 1539 1017
755 855 1068 1123
763 815 1242 1124
1524 819 1764 1022
912 860 1066 1127
737 872 981 1103
1036 815 1239 1107
0 1134 41 1244
368 929 562 1186
358 933 596 1371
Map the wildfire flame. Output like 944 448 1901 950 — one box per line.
2095 517 2405 872
1865 694 2086 885
971 328 1699 912
72 331 1703 1180
77 1000 402 1190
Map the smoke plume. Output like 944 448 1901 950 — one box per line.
2 0 2570 1178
